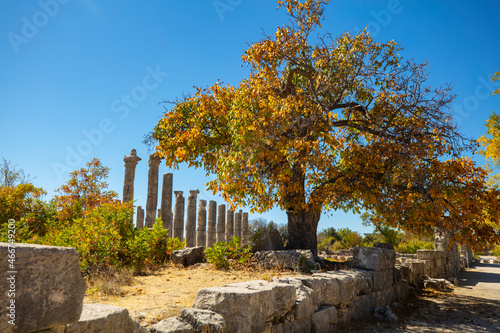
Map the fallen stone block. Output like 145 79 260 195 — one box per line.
192 280 295 333
171 246 204 267
64 303 147 333
424 278 453 291
352 247 396 271
311 306 338 333
252 249 317 271
272 277 316 320
179 308 225 333
150 317 194 333
0 242 87 333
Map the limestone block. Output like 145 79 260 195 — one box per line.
150 317 194 333
179 308 225 333
293 275 340 307
417 249 433 260
272 277 316 320
252 250 317 271
268 316 311 333
342 269 373 295
352 247 396 271
311 306 338 333
394 280 410 300
171 247 204 267
0 243 86 333
193 280 295 333
314 271 357 304
64 304 147 333
372 270 393 292
348 293 377 320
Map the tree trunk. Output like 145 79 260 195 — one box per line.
286 208 321 256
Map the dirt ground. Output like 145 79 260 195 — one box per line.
84 263 300 328
84 257 500 331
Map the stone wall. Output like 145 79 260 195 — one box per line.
151 246 410 332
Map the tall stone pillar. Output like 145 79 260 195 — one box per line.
122 149 141 203
185 190 199 247
242 212 249 244
173 191 185 241
196 200 207 249
216 204 226 243
136 206 144 229
145 154 161 228
160 173 173 238
206 201 217 248
226 209 234 241
234 210 242 240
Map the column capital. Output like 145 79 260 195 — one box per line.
124 149 141 167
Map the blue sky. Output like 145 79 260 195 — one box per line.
1 0 499 234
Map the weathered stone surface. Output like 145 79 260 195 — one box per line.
160 173 174 237
122 149 141 203
349 269 374 295
185 190 199 247
193 280 295 333
145 154 161 228
234 210 242 239
173 191 185 240
196 200 207 248
269 316 311 333
216 204 226 243
314 271 357 304
150 317 194 333
293 275 340 308
241 212 249 244
171 247 205 267
272 277 315 320
372 269 394 291
64 304 146 333
136 206 145 229
179 308 225 333
311 306 338 333
352 247 396 271
252 249 317 271
206 201 217 248
225 209 234 241
424 278 453 290
0 243 86 333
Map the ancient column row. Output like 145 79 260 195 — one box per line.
123 149 250 248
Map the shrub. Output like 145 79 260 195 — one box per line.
205 237 252 269
397 240 434 254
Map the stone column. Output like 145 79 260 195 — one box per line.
122 149 141 203
206 200 217 248
136 206 144 229
185 190 199 247
160 173 173 237
234 210 242 240
173 191 185 241
226 209 234 241
196 200 207 249
241 212 249 244
216 204 226 243
145 154 161 228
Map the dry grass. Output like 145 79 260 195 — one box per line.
84 262 300 328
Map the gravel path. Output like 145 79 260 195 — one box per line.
349 256 500 332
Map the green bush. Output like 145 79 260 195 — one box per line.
397 240 434 254
205 237 252 269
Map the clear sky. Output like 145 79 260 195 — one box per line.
1 0 499 235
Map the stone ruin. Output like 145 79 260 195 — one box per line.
121 149 250 248
2 242 415 332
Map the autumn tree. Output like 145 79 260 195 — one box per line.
54 158 118 222
150 0 500 254
0 157 34 187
